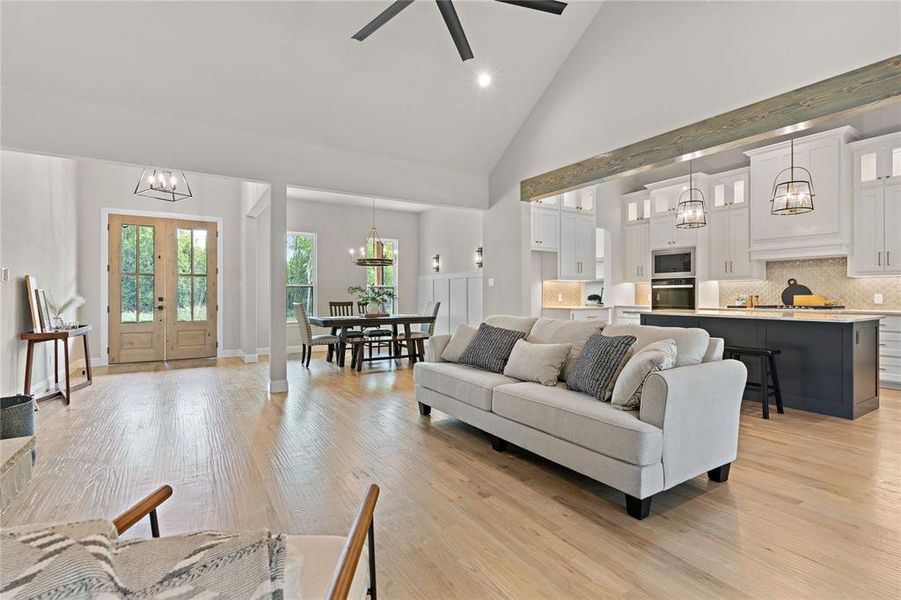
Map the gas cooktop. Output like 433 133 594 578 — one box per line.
727 304 846 310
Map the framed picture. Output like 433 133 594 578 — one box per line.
24 275 42 333
37 289 53 332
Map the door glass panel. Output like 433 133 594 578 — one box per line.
860 152 877 182
733 180 745 204
121 225 136 273
138 226 154 273
177 229 192 274
714 184 725 207
893 147 901 177
121 274 137 322
177 275 192 321
138 275 154 322
192 230 207 274
193 276 208 321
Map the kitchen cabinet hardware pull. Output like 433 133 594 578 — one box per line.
888 251 891 266
878 251 881 266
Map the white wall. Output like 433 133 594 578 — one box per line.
255 199 422 349
73 159 244 360
418 207 484 276
1 151 80 395
485 0 901 316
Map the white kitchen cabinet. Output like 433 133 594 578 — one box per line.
541 307 611 324
879 316 901 388
707 206 763 280
613 306 649 325
622 221 650 282
710 167 749 210
534 194 559 208
623 190 650 223
746 126 858 260
530 204 559 251
851 132 901 185
650 213 698 249
562 186 597 214
558 212 596 280
646 174 706 249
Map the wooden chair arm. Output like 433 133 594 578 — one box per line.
113 485 173 536
326 484 380 600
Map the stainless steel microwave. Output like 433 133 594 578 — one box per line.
652 248 695 278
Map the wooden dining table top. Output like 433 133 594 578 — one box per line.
308 314 436 328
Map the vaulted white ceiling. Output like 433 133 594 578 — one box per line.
1 0 601 175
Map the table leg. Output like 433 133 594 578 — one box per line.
391 324 400 359
63 339 71 405
338 326 349 368
403 324 414 366
53 339 59 385
83 333 93 384
23 340 35 395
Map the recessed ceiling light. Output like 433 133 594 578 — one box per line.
477 72 492 87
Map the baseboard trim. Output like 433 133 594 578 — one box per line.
267 379 289 394
217 349 243 359
242 354 259 363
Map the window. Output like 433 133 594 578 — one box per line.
120 224 155 323
176 228 209 321
366 238 397 310
286 232 316 322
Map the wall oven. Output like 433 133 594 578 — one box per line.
652 248 695 278
651 278 697 310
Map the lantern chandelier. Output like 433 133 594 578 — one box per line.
675 160 707 229
771 138 815 215
350 198 395 268
134 168 193 202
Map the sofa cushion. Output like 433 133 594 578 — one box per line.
492 382 663 466
484 315 538 334
459 323 527 374
611 339 677 411
602 324 709 367
503 340 571 386
414 362 519 411
565 334 636 400
441 324 478 363
526 317 604 380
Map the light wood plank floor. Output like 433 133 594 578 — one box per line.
3 355 900 598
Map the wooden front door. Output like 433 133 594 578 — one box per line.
108 215 217 364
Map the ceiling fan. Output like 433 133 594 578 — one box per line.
352 0 568 62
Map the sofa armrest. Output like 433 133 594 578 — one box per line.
425 335 451 362
639 359 747 489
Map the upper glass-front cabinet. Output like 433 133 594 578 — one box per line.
534 194 559 207
710 168 749 209
623 191 650 223
562 186 596 213
852 133 901 185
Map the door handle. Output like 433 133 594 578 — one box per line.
156 305 164 310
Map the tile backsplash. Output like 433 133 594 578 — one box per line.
542 280 584 307
718 258 901 309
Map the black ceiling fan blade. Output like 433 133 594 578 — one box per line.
435 0 474 62
494 0 567 15
352 0 415 41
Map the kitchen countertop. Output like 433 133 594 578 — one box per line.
542 305 611 311
649 308 882 323
715 306 901 316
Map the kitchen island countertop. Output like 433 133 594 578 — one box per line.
651 308 882 323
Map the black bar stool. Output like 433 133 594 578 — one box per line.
724 345 784 419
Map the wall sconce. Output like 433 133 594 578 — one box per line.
475 246 483 268
432 254 440 272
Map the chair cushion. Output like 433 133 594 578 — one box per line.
311 334 341 345
492 382 663 466
363 328 392 337
284 535 368 600
527 318 604 380
459 323 527 374
565 334 636 400
602 324 709 367
414 362 519 410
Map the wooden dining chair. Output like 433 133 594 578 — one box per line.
399 302 440 362
327 301 364 362
295 303 341 367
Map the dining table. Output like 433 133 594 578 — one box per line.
307 313 437 368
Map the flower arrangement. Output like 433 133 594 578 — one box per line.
347 285 396 314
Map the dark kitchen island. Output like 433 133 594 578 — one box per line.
641 309 881 420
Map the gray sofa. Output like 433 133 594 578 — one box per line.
413 315 748 519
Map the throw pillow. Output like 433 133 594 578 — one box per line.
459 323 527 374
440 324 478 362
503 340 572 386
566 334 637 400
611 339 677 410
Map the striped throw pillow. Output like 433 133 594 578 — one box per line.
459 323 528 374
566 334 637 400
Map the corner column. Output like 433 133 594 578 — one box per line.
268 181 288 393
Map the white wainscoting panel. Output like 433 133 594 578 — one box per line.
418 271 483 335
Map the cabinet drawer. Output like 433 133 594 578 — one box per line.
572 310 608 322
879 354 901 368
880 331 901 343
879 316 901 332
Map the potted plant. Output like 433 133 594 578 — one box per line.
347 285 396 316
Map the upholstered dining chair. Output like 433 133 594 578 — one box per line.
294 303 341 368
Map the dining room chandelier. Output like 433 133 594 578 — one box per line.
350 198 394 267
675 160 707 229
134 168 193 202
771 138 815 215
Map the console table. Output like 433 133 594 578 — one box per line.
20 325 93 405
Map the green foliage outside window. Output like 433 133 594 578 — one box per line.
286 233 315 321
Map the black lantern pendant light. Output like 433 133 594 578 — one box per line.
134 168 193 202
771 138 815 215
675 160 707 229
350 198 395 268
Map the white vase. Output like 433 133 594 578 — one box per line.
367 301 381 314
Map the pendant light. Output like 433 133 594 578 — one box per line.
134 168 193 202
350 198 394 267
771 138 814 215
675 160 707 229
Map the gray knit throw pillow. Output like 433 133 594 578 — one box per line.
566 334 637 400
459 323 528 374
